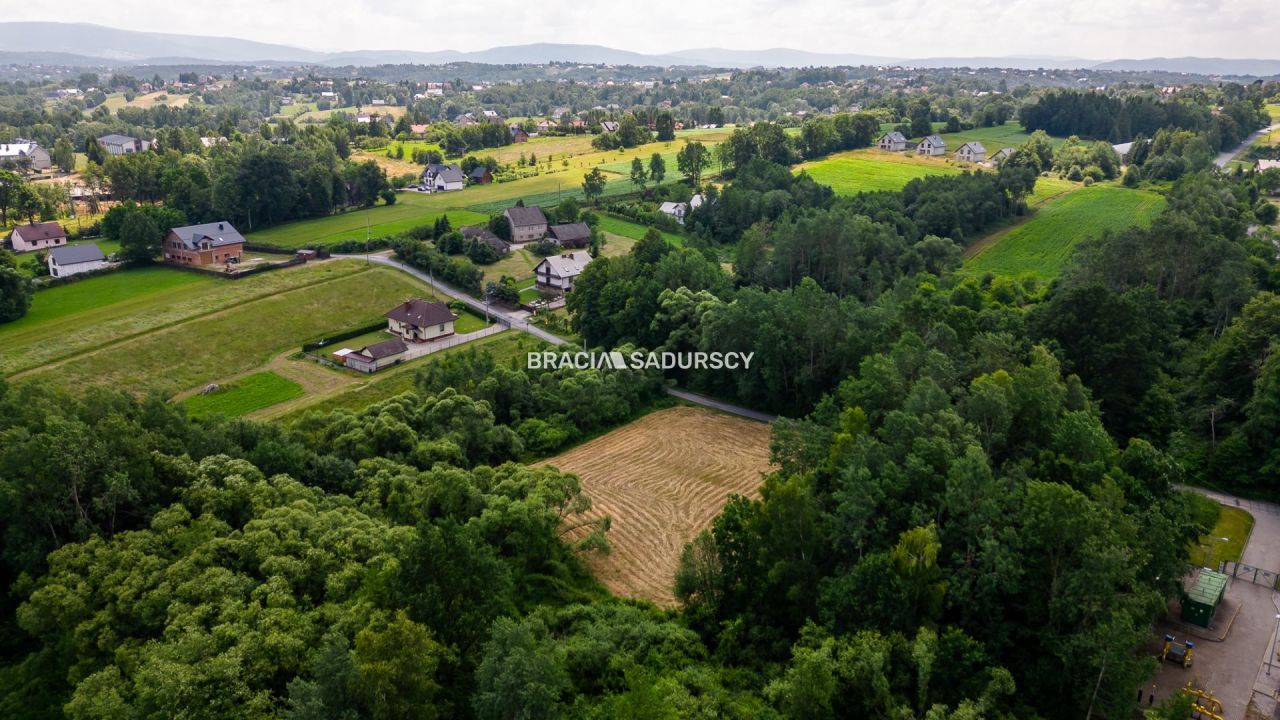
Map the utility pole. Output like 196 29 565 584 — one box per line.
365 211 371 265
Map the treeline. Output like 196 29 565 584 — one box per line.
437 121 514 156
99 131 391 232
1019 88 1268 148
1031 172 1280 492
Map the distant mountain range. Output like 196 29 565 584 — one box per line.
1 22 1278 76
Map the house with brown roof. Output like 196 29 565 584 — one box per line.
344 338 408 373
461 226 511 254
548 222 592 248
8 221 67 252
469 166 493 184
164 221 245 267
385 298 458 342
504 205 549 243
510 126 529 143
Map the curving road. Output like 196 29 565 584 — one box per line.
340 253 776 424
1214 124 1280 168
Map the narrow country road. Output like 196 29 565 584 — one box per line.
1214 124 1279 168
340 253 777 424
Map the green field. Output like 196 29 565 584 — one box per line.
964 185 1166 279
183 371 305 418
14 263 441 396
796 150 961 194
595 214 686 247
246 201 489 249
0 263 373 376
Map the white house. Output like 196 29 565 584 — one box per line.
954 141 986 163
534 251 593 293
0 142 51 171
47 243 108 278
344 338 408 373
423 163 465 192
877 132 908 152
384 298 458 342
916 135 946 156
9 221 67 252
96 134 150 156
989 147 1015 165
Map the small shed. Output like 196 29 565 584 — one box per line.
1181 569 1228 628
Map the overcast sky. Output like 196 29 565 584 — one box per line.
6 0 1278 59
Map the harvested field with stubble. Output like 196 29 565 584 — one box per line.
539 405 774 605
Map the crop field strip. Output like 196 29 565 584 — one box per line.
538 405 774 605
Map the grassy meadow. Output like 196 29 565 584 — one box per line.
595 214 686 247
964 185 1166 279
795 150 961 194
183 371 305 418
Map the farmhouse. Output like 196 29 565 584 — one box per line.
343 338 408 373
0 142 51 171
916 135 946 156
47 243 107 278
461 226 511 255
547 222 592 248
534 251 593 293
990 147 1015 164
97 134 150 156
877 132 908 151
424 163 465 192
659 201 691 224
164 221 245 267
469 166 493 184
510 125 529 143
385 298 458 342
1255 159 1280 172
8 221 67 252
955 141 986 163
504 205 549 243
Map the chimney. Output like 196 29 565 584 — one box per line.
218 223 224 230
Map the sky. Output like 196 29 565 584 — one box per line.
4 0 1278 60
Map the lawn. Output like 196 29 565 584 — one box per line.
964 185 1165 280
595 214 686 247
795 149 962 195
2 262 371 376
937 122 1069 153
245 200 489 249
1268 103 1280 123
183 371 304 418
1191 505 1254 568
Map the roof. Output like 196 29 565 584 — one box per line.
96 133 138 145
469 166 491 178
0 142 40 157
659 201 686 214
880 131 907 143
169 221 246 250
921 134 945 146
958 141 986 153
49 243 105 265
504 205 548 228
384 298 457 328
548 222 591 243
12 221 66 242
536 251 593 278
1257 159 1280 171
426 163 465 184
992 147 1015 157
461 226 509 250
355 338 408 360
600 121 620 132
1185 569 1227 607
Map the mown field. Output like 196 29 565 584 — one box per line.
246 201 489 248
595 214 686 247
10 262 443 397
964 185 1166 279
795 149 961 194
538 405 774 605
183 371 304 418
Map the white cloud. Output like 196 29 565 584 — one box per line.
5 0 1278 59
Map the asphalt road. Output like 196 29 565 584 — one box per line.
1214 124 1280 168
341 253 777 424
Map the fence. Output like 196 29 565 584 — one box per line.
1221 561 1280 588
165 256 305 280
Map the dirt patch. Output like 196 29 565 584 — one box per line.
538 405 774 605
